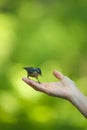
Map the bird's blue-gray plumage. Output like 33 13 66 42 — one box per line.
23 67 42 83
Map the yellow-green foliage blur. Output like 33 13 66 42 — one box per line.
0 0 87 130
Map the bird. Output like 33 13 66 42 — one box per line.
23 67 42 83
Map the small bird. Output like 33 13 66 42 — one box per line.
23 67 42 83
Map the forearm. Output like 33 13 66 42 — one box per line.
68 87 87 118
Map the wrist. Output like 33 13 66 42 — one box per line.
66 84 80 102
66 86 87 118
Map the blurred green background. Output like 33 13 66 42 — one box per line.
0 0 87 130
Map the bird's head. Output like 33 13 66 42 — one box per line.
35 68 42 76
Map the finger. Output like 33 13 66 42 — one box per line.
22 77 47 92
53 70 64 80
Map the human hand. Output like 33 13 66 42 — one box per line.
22 70 76 100
22 70 87 118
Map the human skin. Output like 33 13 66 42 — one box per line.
22 70 87 118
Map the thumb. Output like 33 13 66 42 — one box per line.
53 70 64 80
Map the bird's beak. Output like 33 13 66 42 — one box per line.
23 67 27 70
40 74 42 77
